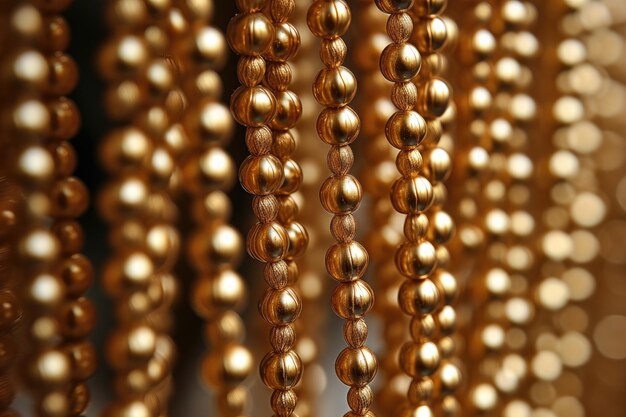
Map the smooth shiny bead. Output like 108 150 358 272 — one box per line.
428 210 454 244
192 271 245 318
28 349 71 387
399 341 441 377
259 287 301 324
417 78 451 119
432 270 457 304
270 90 301 130
320 175 362 214
240 154 283 195
227 13 275 56
231 86 277 127
106 325 156 369
0 291 20 330
380 43 421 82
317 107 360 145
266 22 300 62
260 350 302 389
59 254 94 297
391 176 434 214
57 298 97 339
284 221 308 259
413 17 448 53
65 341 97 381
375 0 414 13
182 147 235 193
332 281 374 319
248 221 288 262
386 110 427 149
423 148 451 183
335 347 377 387
188 224 243 271
398 279 440 315
202 344 253 388
307 0 351 38
313 67 357 107
326 241 369 282
184 101 233 145
395 241 438 278
49 177 89 219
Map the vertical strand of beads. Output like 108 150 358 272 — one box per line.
227 3 304 417
176 1 254 416
290 2 327 415
262 1 311 414
307 2 378 417
4 1 97 415
99 1 183 415
355 3 407 415
410 0 462 415
374 1 441 416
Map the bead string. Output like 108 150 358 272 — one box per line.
176 1 254 416
99 1 183 414
307 1 378 416
227 2 303 416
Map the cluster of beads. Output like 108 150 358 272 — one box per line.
307 1 378 416
227 2 304 416
98 0 184 414
177 1 254 416
1 1 97 416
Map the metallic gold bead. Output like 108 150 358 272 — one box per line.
417 78 451 119
231 85 277 127
103 400 152 417
336 347 377 387
398 279 440 315
307 0 351 38
65 341 97 381
391 176 434 214
101 128 152 172
270 90 302 131
185 101 233 146
56 298 96 339
316 107 360 146
423 148 451 183
12 99 50 136
13 144 55 184
260 287 301 324
0 291 20 330
19 228 60 264
332 281 374 319
106 324 156 370
413 17 448 53
439 361 461 395
320 175 362 214
407 378 434 406
432 270 457 304
395 241 438 278
204 311 245 344
266 22 300 62
182 147 235 193
59 254 94 297
145 224 180 270
428 210 454 244
188 224 243 271
240 154 283 195
260 350 302 389
284 221 308 259
375 0 414 13
49 177 89 219
313 67 357 107
28 349 71 388
326 241 369 282
192 271 245 318
414 0 447 15
437 305 456 334
191 191 231 224
248 221 289 262
277 159 303 196
380 43 421 82
403 213 429 243
399 341 441 377
193 26 228 68
51 141 76 179
227 12 275 56
202 344 253 388
68 382 90 415
385 110 427 149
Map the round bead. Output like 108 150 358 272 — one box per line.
59 254 94 296
439 361 462 395
184 100 233 145
188 224 243 271
227 12 275 56
260 350 302 389
395 241 438 278
313 67 357 107
375 0 414 13
332 280 374 319
259 287 301 324
335 347 377 387
399 341 441 377
284 221 308 259
417 78 451 119
248 221 289 262
28 349 71 387
204 311 245 344
65 341 97 381
307 0 351 38
193 26 228 68
428 210 454 244
404 213 430 243
192 270 245 318
386 110 427 149
239 154 283 195
414 0 447 15
277 159 302 196
391 176 434 214
57 298 96 339
432 270 457 304
202 344 253 388
424 147 451 183
266 22 300 62
182 147 235 193
270 90 302 130
317 107 360 145
398 279 440 315
106 325 156 369
0 291 20 329
413 17 448 53
49 177 89 219
326 241 369 282
25 273 65 307
231 85 277 127
380 43 421 82
320 175 362 214
100 128 152 172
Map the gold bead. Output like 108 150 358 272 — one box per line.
248 221 289 262
391 176 434 214
428 210 454 244
188 224 243 271
423 148 451 183
399 341 441 377
204 311 245 344
260 287 301 324
0 291 20 329
270 90 302 130
332 281 374 319
284 221 308 259
313 67 357 107
380 43 421 82
49 177 89 219
227 12 275 56
413 17 448 53
231 86 277 127
145 224 180 270
185 101 234 145
307 0 351 38
432 270 457 304
417 78 451 119
193 26 228 68
19 228 60 265
398 279 440 315
239 154 283 195
336 347 377 387
395 241 438 278
266 22 300 62
260 350 302 389
192 271 245 318
65 341 98 381
57 298 96 339
28 349 71 388
182 147 236 193
326 241 369 282
101 128 153 172
277 159 303 196
375 0 414 13
439 361 461 395
317 107 360 146
202 344 253 388
320 175 362 214
414 0 447 15
106 324 157 370
385 110 427 149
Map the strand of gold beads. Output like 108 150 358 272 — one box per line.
98 1 183 415
227 3 303 416
176 1 254 416
409 0 463 415
1 0 98 415
307 2 378 417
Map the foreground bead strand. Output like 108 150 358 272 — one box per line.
98 1 182 414
307 1 378 416
177 1 253 416
227 2 303 416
